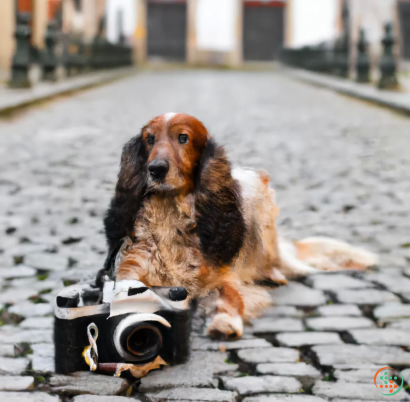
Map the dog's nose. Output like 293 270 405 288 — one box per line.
148 159 169 179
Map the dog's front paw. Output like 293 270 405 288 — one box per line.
206 313 243 340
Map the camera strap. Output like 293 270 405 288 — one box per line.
82 322 99 371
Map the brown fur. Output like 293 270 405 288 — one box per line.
107 113 377 340
111 114 279 338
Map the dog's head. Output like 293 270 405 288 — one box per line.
127 113 210 194
104 113 246 271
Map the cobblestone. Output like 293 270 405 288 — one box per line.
193 337 271 351
25 252 69 272
250 318 304 334
312 344 410 366
332 400 397 402
316 304 362 316
0 287 39 304
243 397 328 402
348 328 410 347
387 319 410 330
7 302 53 317
20 317 54 329
29 343 55 373
365 272 410 294
256 362 321 387
2 69 410 401
276 331 343 346
73 397 140 402
373 302 410 319
0 376 34 391
0 328 53 344
237 347 300 364
0 356 29 374
0 392 59 402
147 387 235 402
402 293 410 302
270 283 326 307
261 306 303 317
312 381 410 400
306 274 373 290
50 372 129 395
0 344 15 357
333 368 378 383
139 351 237 392
0 265 36 279
332 289 399 305
221 375 302 396
306 317 375 331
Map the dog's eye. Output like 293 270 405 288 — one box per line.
178 134 188 144
147 134 155 145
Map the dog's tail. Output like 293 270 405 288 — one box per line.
278 236 378 278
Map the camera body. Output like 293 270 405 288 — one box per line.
54 279 191 374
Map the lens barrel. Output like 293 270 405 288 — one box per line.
115 320 163 362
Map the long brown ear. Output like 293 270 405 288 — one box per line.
102 134 148 275
195 139 246 267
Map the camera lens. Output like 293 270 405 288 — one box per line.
126 324 163 357
113 314 170 362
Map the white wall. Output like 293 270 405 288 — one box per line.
106 0 137 43
349 0 396 51
291 0 339 47
196 0 237 52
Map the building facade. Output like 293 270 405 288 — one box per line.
0 0 106 82
1 0 409 81
133 0 287 66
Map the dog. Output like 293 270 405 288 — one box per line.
102 113 377 339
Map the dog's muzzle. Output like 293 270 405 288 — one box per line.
148 159 169 180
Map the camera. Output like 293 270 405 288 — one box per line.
54 279 191 375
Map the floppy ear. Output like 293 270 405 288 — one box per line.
102 134 148 275
195 139 246 267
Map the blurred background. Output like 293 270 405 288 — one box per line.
1 1 410 398
0 0 409 84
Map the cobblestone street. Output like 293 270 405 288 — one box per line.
1 69 410 401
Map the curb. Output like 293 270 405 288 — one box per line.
281 67 410 116
0 67 137 117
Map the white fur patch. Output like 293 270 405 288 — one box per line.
297 236 379 266
278 237 319 275
232 167 260 199
164 112 177 123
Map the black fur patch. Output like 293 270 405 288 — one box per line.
195 140 246 266
102 134 148 277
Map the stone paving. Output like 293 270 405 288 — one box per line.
0 67 136 114
283 68 410 116
0 68 410 401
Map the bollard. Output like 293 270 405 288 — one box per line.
42 20 58 81
338 33 349 78
334 1 350 78
10 12 32 88
332 38 341 76
356 28 370 83
378 22 398 90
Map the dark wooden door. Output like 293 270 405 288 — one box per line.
399 1 410 60
147 0 187 61
243 1 285 61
